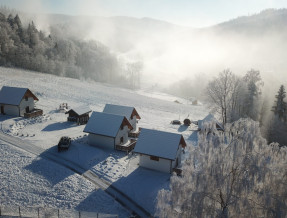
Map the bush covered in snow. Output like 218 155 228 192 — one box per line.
156 119 287 217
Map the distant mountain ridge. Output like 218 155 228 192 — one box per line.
213 8 287 35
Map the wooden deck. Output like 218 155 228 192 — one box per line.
24 109 43 118
116 139 137 153
128 127 142 138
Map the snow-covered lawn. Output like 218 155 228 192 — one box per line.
0 142 129 217
0 67 209 215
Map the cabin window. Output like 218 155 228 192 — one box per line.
120 137 124 144
150 156 159 161
120 124 124 130
25 97 28 101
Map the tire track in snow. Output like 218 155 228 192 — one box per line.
0 132 152 218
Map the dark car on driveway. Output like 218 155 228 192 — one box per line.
58 136 71 152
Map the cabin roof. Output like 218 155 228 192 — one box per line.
133 128 186 160
65 106 91 116
83 112 132 137
103 104 141 119
0 86 38 106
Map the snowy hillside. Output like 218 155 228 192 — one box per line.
0 67 210 215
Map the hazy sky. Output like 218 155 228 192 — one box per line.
0 0 287 27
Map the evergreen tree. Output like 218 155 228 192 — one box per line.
272 85 287 122
243 69 264 121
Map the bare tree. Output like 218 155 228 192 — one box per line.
206 69 241 125
156 119 287 218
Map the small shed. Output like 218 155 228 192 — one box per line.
197 114 224 132
83 112 133 150
103 104 141 136
65 106 91 125
133 128 186 174
0 86 42 117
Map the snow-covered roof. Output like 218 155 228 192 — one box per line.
133 128 186 160
198 114 224 131
83 112 132 137
103 104 141 120
65 106 91 116
0 86 38 106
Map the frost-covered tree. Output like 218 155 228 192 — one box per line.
156 119 287 217
272 85 287 122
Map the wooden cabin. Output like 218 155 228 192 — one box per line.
83 112 134 151
0 86 42 118
65 106 91 125
103 104 141 137
133 128 186 174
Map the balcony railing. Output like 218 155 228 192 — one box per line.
116 139 137 153
24 109 43 118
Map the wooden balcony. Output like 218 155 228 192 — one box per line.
24 109 43 118
128 127 141 138
116 139 137 153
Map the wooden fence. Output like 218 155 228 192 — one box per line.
0 205 118 218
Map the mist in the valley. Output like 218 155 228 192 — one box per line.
30 9 287 98
2 3 287 102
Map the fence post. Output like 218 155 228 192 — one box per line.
0 205 1 216
19 206 21 217
79 211 81 218
58 209 60 218
38 207 40 218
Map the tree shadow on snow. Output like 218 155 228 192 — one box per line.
188 130 198 143
177 125 189 132
24 145 74 186
42 121 78 131
105 167 170 215
75 189 120 217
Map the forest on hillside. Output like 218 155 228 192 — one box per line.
0 11 143 87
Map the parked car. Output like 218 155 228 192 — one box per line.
58 136 71 152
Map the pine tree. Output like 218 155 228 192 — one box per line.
272 85 287 122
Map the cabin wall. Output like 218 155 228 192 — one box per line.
115 125 129 145
139 154 172 173
19 97 35 116
129 115 137 130
88 134 115 149
172 144 183 169
1 104 19 116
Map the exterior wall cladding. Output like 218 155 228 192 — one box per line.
1 97 35 117
88 125 129 149
138 144 183 173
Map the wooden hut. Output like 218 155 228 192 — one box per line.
65 106 91 125
0 86 42 118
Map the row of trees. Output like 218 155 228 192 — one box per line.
204 68 287 145
0 12 143 88
205 69 263 125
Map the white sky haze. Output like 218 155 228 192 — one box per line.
1 0 287 27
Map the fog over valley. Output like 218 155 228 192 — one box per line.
0 1 287 217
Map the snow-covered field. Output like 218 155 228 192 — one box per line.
0 67 209 215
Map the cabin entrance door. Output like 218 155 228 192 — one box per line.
1 106 4 114
25 106 29 113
